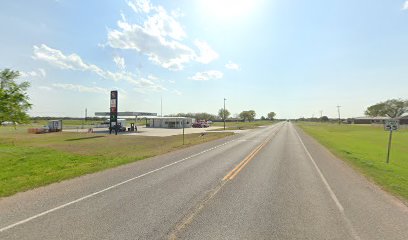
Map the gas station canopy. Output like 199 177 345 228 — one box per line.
95 112 157 117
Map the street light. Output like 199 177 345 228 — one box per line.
224 98 227 130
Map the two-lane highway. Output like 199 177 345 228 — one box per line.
0 122 407 239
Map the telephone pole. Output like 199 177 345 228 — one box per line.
336 105 341 124
160 97 163 117
224 98 227 130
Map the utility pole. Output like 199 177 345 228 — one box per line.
85 108 87 122
336 105 341 124
319 110 323 118
182 119 185 145
224 98 227 130
160 97 163 117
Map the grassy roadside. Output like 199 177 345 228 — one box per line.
211 120 277 130
0 126 233 197
297 122 408 201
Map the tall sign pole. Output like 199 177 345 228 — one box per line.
110 90 118 135
384 119 399 164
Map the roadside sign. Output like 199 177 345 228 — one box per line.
384 119 399 131
110 90 118 135
384 119 399 164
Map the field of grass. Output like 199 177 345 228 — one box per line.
297 122 408 201
0 126 233 197
211 120 277 130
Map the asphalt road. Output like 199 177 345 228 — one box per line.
0 122 407 239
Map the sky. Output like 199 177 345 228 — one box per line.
1 0 408 119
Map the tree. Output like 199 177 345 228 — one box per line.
260 116 266 120
218 108 230 120
320 116 329 122
0 69 32 125
195 112 216 121
267 112 276 120
239 110 256 122
365 99 408 118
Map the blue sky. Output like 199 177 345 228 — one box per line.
1 0 408 119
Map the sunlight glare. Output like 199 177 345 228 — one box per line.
200 0 258 19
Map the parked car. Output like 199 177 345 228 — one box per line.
192 122 203 128
200 122 209 128
109 124 126 132
192 121 209 128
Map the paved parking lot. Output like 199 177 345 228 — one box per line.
125 126 246 137
63 126 248 137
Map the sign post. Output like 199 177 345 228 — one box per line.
384 119 399 164
110 90 118 135
182 119 185 145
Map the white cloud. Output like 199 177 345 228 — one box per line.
404 1 408 10
147 74 158 81
20 68 46 78
194 40 219 64
108 19 193 71
38 68 46 77
113 56 126 70
190 70 223 81
107 0 218 70
172 89 182 95
52 83 109 94
38 86 52 91
33 44 166 91
225 61 240 70
127 0 153 13
33 44 102 72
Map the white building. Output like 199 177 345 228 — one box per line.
147 117 194 129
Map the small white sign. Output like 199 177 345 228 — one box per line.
384 119 399 131
110 99 116 107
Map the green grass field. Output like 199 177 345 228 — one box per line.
0 126 233 197
211 120 276 130
297 122 408 201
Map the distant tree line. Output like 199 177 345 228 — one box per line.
167 110 277 122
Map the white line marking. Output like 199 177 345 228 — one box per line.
0 139 236 233
293 126 361 240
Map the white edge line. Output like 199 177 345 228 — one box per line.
293 126 361 240
0 139 236 233
294 128 344 211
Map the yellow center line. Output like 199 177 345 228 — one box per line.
222 128 281 181
222 144 263 181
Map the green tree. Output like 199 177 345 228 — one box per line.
365 99 408 118
218 108 231 120
195 112 216 121
260 116 266 120
239 110 256 122
0 69 32 125
320 116 329 122
267 112 276 120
